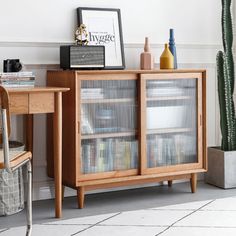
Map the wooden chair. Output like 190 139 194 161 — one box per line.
0 86 32 236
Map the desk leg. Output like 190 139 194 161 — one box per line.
53 92 62 218
26 114 34 153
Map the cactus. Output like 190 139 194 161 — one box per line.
217 0 236 151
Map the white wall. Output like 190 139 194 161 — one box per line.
0 0 222 200
0 0 220 43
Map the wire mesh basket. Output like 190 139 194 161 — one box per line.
0 141 25 216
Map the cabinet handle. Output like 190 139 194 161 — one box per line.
200 115 202 126
78 121 80 133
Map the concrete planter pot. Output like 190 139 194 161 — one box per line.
205 147 236 189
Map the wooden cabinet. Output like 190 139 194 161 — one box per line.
47 69 207 208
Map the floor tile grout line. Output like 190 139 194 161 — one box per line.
199 209 236 211
42 223 94 226
172 225 236 229
42 223 167 227
98 224 169 227
154 199 216 236
44 223 236 228
38 208 236 226
70 212 122 236
149 208 236 212
150 208 208 211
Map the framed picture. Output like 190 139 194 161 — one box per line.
77 7 125 69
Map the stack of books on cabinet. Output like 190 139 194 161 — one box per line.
0 72 35 87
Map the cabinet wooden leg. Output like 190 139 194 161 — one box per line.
168 180 173 187
77 187 85 209
190 173 197 193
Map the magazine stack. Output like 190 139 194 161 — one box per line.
0 71 35 87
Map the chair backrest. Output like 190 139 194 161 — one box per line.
0 85 11 143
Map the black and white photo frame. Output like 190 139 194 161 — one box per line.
77 7 125 69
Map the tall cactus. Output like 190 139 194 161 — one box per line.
217 0 236 151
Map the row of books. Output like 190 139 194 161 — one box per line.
147 134 196 168
81 134 196 173
81 88 104 99
81 139 138 174
0 72 35 87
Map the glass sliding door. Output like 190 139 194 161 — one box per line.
80 79 138 174
145 78 198 169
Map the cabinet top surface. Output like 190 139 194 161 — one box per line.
48 69 206 75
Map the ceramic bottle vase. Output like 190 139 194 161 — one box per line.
160 43 174 69
140 37 154 70
169 29 177 69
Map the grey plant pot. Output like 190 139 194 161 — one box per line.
205 147 236 189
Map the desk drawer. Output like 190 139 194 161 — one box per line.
9 92 55 114
29 92 54 113
9 94 29 114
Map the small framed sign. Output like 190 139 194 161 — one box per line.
77 7 125 69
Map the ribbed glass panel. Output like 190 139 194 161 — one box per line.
146 79 197 168
80 80 138 174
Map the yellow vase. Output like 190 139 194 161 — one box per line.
160 43 174 69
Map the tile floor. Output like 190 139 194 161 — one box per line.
1 182 236 236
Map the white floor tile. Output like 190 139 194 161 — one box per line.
79 225 166 236
45 212 119 225
0 224 90 236
152 200 212 210
201 197 236 211
175 210 236 227
100 209 193 226
5 195 236 235
161 227 236 236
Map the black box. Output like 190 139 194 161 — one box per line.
60 45 105 70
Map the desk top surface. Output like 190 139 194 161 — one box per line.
7 86 69 94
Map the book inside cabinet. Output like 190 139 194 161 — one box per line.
47 69 207 209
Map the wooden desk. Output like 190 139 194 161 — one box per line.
7 87 69 218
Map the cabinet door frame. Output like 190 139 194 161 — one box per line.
76 73 139 182
139 72 205 175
